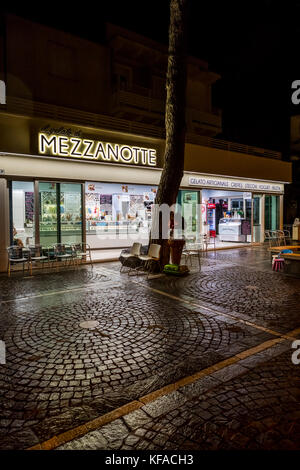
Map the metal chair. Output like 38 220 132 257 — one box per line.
182 239 203 270
283 229 291 244
276 230 287 246
265 230 278 247
53 244 74 269
27 245 50 274
264 230 271 247
270 230 282 246
6 246 30 277
71 243 93 267
203 232 216 251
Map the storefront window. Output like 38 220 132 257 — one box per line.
201 189 252 243
39 182 58 247
60 183 82 244
39 182 82 246
85 182 157 248
12 181 35 246
177 190 200 237
265 195 280 231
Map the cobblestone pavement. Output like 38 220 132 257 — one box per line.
143 247 300 334
0 246 299 450
59 348 300 450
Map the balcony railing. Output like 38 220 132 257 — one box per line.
186 133 282 160
187 108 222 133
111 89 165 114
0 96 282 160
2 95 165 138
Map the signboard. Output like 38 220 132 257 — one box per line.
189 176 284 193
38 132 157 167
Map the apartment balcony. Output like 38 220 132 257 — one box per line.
111 87 222 136
110 88 165 125
186 107 222 137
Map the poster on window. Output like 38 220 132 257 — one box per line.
86 193 100 219
25 192 34 222
129 195 144 216
64 193 81 213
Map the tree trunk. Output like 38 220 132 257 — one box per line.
151 0 189 268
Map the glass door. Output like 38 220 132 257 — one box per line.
39 182 58 247
265 195 280 231
39 182 83 247
60 183 82 244
177 190 200 239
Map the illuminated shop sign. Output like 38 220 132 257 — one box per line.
189 176 284 193
38 133 157 167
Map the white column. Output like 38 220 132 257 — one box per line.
0 178 9 272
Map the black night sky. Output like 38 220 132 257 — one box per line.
2 0 300 159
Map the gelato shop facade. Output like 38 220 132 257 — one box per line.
0 114 291 271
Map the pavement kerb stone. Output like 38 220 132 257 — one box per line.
27 332 294 451
283 326 300 338
139 384 177 405
235 338 284 360
28 400 143 450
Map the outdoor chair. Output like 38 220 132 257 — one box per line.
136 243 161 278
203 232 216 251
182 239 203 270
53 244 74 269
276 230 287 246
27 245 49 274
119 242 142 274
6 245 30 277
71 243 93 267
264 230 271 247
277 229 291 245
265 230 278 247
270 230 282 246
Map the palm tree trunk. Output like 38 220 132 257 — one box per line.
151 0 189 268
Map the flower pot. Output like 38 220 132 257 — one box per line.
168 239 185 265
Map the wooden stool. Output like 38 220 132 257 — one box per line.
272 258 284 272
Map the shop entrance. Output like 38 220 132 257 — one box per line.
201 189 253 246
177 190 201 236
39 182 83 246
265 195 280 231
